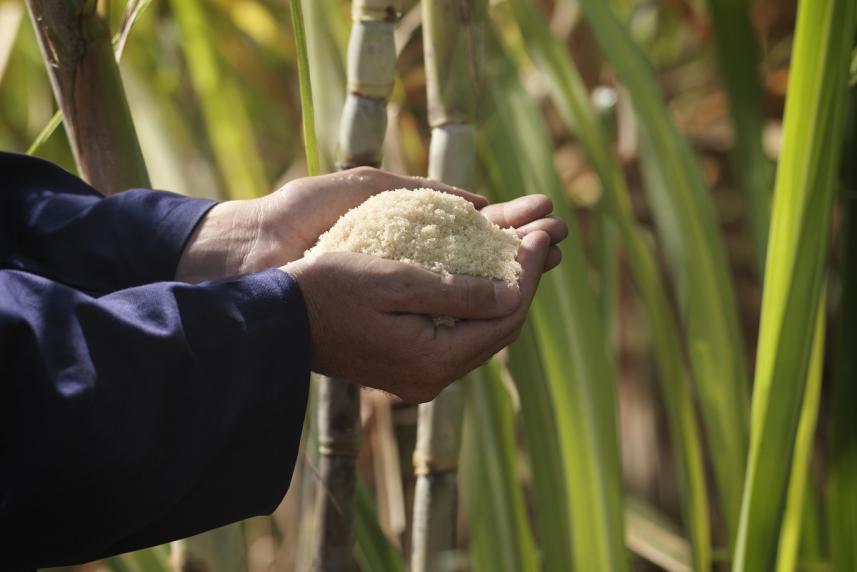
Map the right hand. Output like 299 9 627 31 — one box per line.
282 231 552 403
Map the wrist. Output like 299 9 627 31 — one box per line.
176 199 274 282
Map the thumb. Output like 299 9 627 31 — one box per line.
429 230 553 376
378 263 521 319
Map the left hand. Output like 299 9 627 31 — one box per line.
176 166 567 282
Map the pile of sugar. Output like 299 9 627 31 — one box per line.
307 188 522 286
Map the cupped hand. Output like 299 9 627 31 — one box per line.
175 165 568 283
283 230 552 403
176 167 485 282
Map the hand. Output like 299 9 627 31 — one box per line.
175 167 485 282
481 194 567 272
283 230 553 403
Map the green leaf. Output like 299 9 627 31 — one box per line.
732 0 856 569
113 0 154 60
302 0 346 172
288 0 320 177
474 62 569 572
705 0 774 271
775 300 825 572
26 111 63 156
500 1 711 568
479 34 627 572
574 0 751 543
828 85 857 572
463 362 539 572
354 480 406 572
505 323 574 572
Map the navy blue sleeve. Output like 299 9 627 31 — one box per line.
0 268 311 570
0 151 216 295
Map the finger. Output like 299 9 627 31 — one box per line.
375 261 521 319
516 215 568 244
509 230 551 308
544 246 562 272
481 195 553 229
435 231 551 360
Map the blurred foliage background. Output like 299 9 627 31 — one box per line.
2 0 855 570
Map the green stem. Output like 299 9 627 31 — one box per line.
289 0 320 177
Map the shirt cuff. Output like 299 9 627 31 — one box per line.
104 189 217 285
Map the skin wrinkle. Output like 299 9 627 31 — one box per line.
267 188 316 262
238 199 265 275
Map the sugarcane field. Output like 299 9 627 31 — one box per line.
1 0 856 571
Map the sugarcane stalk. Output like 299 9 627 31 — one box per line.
26 0 149 194
410 2 482 571
314 379 361 572
313 1 400 570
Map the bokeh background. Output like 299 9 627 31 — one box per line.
1 0 854 570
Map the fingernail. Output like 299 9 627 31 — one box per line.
494 282 520 313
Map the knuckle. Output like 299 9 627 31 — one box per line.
349 165 380 179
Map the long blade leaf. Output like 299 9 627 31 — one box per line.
500 2 711 568
463 363 538 572
288 0 320 177
705 0 774 271
301 0 346 172
505 324 574 572
774 299 826 572
480 35 627 572
828 85 857 572
354 480 406 572
732 0 856 569
574 0 751 542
